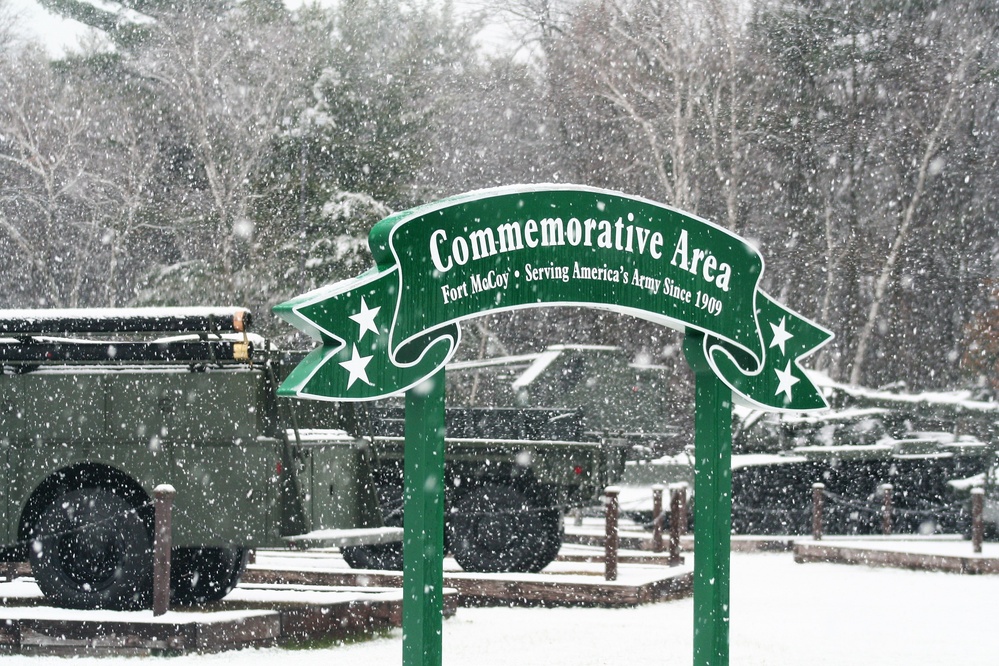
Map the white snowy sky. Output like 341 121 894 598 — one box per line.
5 0 94 56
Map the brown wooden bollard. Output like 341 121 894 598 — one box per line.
153 484 176 617
971 487 984 554
651 484 665 553
668 484 687 567
811 483 825 541
880 483 894 536
604 486 620 582
675 483 688 536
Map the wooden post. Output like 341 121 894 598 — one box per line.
811 483 825 541
604 486 620 582
153 484 176 617
971 488 984 554
676 481 690 536
668 484 686 567
881 483 894 536
651 484 665 553
676 483 689 536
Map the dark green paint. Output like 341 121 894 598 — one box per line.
0 361 383 549
402 371 446 666
687 333 733 666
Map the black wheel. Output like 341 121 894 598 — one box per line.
31 488 153 610
448 483 562 573
170 546 248 605
340 541 404 570
341 480 404 570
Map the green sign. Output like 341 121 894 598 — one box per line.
275 184 833 666
275 184 831 410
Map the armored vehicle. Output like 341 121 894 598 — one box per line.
619 377 998 535
0 309 622 608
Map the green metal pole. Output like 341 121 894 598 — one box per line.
401 369 446 666
684 334 733 666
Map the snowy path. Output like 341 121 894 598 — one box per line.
5 551 997 665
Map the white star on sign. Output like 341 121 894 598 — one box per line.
774 359 800 401
349 297 381 342
339 344 374 388
769 316 794 355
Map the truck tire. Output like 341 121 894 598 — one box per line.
341 479 405 570
448 483 562 573
170 547 249 605
31 488 153 610
340 541 404 570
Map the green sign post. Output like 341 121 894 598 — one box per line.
685 332 734 664
401 371 446 666
275 184 832 666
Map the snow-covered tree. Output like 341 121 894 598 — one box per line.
747 0 999 389
963 281 999 394
134 4 312 301
0 0 17 52
0 49 163 306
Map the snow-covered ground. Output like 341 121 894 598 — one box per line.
5 550 998 665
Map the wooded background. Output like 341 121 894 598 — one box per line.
1 0 996 397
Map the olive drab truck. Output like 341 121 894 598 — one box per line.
0 308 390 610
314 345 675 572
0 308 623 609
293 400 616 573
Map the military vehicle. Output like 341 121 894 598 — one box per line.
443 344 685 458
288 344 676 571
618 376 998 535
0 308 622 609
299 401 615 572
0 307 394 610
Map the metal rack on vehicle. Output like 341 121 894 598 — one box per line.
0 307 255 368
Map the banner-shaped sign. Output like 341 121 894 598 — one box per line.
275 185 832 411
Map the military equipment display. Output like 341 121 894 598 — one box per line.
447 342 996 537
445 345 685 458
293 344 683 571
619 377 998 535
0 308 622 609
0 307 393 610
294 400 618 572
